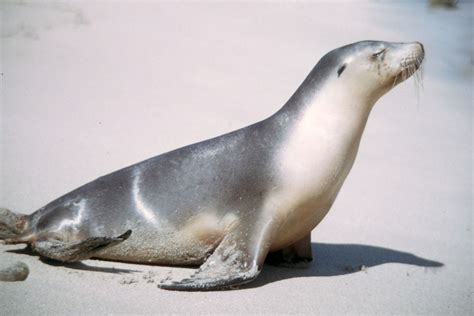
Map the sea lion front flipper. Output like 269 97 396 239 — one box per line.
33 230 132 263
265 233 313 268
158 220 278 291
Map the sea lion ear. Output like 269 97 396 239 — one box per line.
337 64 346 77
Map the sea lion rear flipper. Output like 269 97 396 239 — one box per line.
33 230 132 263
158 220 278 291
265 233 313 268
0 208 29 243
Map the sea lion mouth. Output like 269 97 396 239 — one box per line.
399 53 424 79
393 43 425 86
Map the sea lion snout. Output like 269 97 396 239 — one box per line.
415 42 425 55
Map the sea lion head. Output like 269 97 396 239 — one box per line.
316 40 424 102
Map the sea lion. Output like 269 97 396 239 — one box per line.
0 40 424 291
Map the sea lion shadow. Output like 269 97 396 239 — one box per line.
6 246 139 274
6 243 444 284
248 243 444 289
39 258 141 274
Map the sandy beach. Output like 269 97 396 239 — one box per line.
1 1 472 314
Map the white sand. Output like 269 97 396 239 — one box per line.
0 1 472 314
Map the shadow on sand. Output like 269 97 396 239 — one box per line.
6 246 139 274
6 242 443 283
247 242 443 289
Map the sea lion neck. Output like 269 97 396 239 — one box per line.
270 69 375 133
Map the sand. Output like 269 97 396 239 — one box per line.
0 1 472 314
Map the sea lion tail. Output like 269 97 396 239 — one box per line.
0 208 30 243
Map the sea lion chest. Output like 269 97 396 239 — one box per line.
268 100 367 250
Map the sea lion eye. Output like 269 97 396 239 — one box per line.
337 64 346 77
372 48 386 58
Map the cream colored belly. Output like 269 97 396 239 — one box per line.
269 191 336 251
268 113 362 250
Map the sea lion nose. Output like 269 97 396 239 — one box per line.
415 42 425 54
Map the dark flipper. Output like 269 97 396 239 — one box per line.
158 263 260 291
158 235 260 291
33 230 132 263
265 233 313 268
158 219 279 291
0 208 29 243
